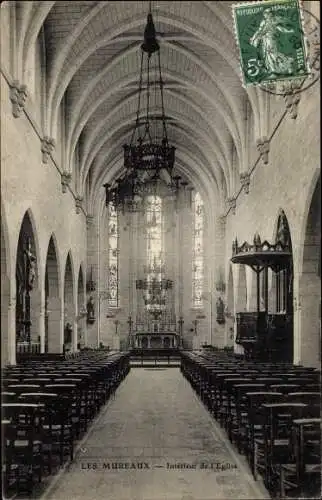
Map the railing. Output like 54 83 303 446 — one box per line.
16 342 41 354
130 348 180 367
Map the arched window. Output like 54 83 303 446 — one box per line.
145 195 163 311
192 192 204 307
108 202 119 307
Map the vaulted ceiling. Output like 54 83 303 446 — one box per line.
18 1 263 212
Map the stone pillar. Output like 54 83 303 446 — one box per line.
47 297 63 353
39 301 45 353
86 215 99 348
247 269 258 311
1 274 10 366
293 293 301 365
8 295 16 365
72 295 78 351
73 318 78 351
30 289 42 344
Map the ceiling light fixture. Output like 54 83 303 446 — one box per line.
103 2 178 213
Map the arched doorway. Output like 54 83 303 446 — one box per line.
1 215 10 366
45 235 61 353
63 252 75 352
15 211 40 354
77 265 86 349
299 176 321 367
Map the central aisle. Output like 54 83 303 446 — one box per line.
43 368 269 500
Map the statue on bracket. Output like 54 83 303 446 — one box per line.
24 238 36 291
277 211 290 248
216 296 225 324
87 296 95 324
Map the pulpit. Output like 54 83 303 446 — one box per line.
231 215 293 362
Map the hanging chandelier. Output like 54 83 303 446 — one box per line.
103 4 177 213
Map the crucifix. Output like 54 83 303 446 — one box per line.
23 238 36 345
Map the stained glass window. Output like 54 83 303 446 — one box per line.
192 192 204 307
108 202 119 307
145 195 163 310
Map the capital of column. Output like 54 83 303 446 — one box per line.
61 171 72 193
86 214 95 227
284 92 301 119
75 195 83 214
227 197 236 215
217 214 226 226
41 136 55 163
240 172 251 194
256 136 270 165
10 80 28 118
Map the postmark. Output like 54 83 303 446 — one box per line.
232 0 310 87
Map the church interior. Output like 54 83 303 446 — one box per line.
1 1 321 499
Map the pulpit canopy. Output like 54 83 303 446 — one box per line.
231 233 291 272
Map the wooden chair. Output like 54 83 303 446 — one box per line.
2 403 44 495
254 402 307 492
19 392 66 472
7 384 42 395
44 384 76 463
279 418 321 499
230 383 267 452
246 392 285 475
2 392 18 403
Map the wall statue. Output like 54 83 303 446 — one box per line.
216 296 225 324
24 239 36 291
87 296 95 323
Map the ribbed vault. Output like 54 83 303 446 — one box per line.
16 0 264 214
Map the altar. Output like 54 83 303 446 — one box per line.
133 332 179 349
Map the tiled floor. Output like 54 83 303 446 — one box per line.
42 368 270 500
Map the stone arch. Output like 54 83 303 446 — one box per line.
63 251 75 351
15 210 41 353
236 264 247 312
299 175 320 367
45 234 61 353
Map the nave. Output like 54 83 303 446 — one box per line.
2 349 321 500
42 366 268 500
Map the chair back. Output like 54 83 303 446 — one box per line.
2 392 18 403
270 384 300 394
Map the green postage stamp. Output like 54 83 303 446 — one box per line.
232 0 310 86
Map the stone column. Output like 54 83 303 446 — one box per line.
8 295 16 365
47 296 63 353
30 289 42 345
39 300 45 353
86 215 99 347
72 294 78 352
1 274 10 366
